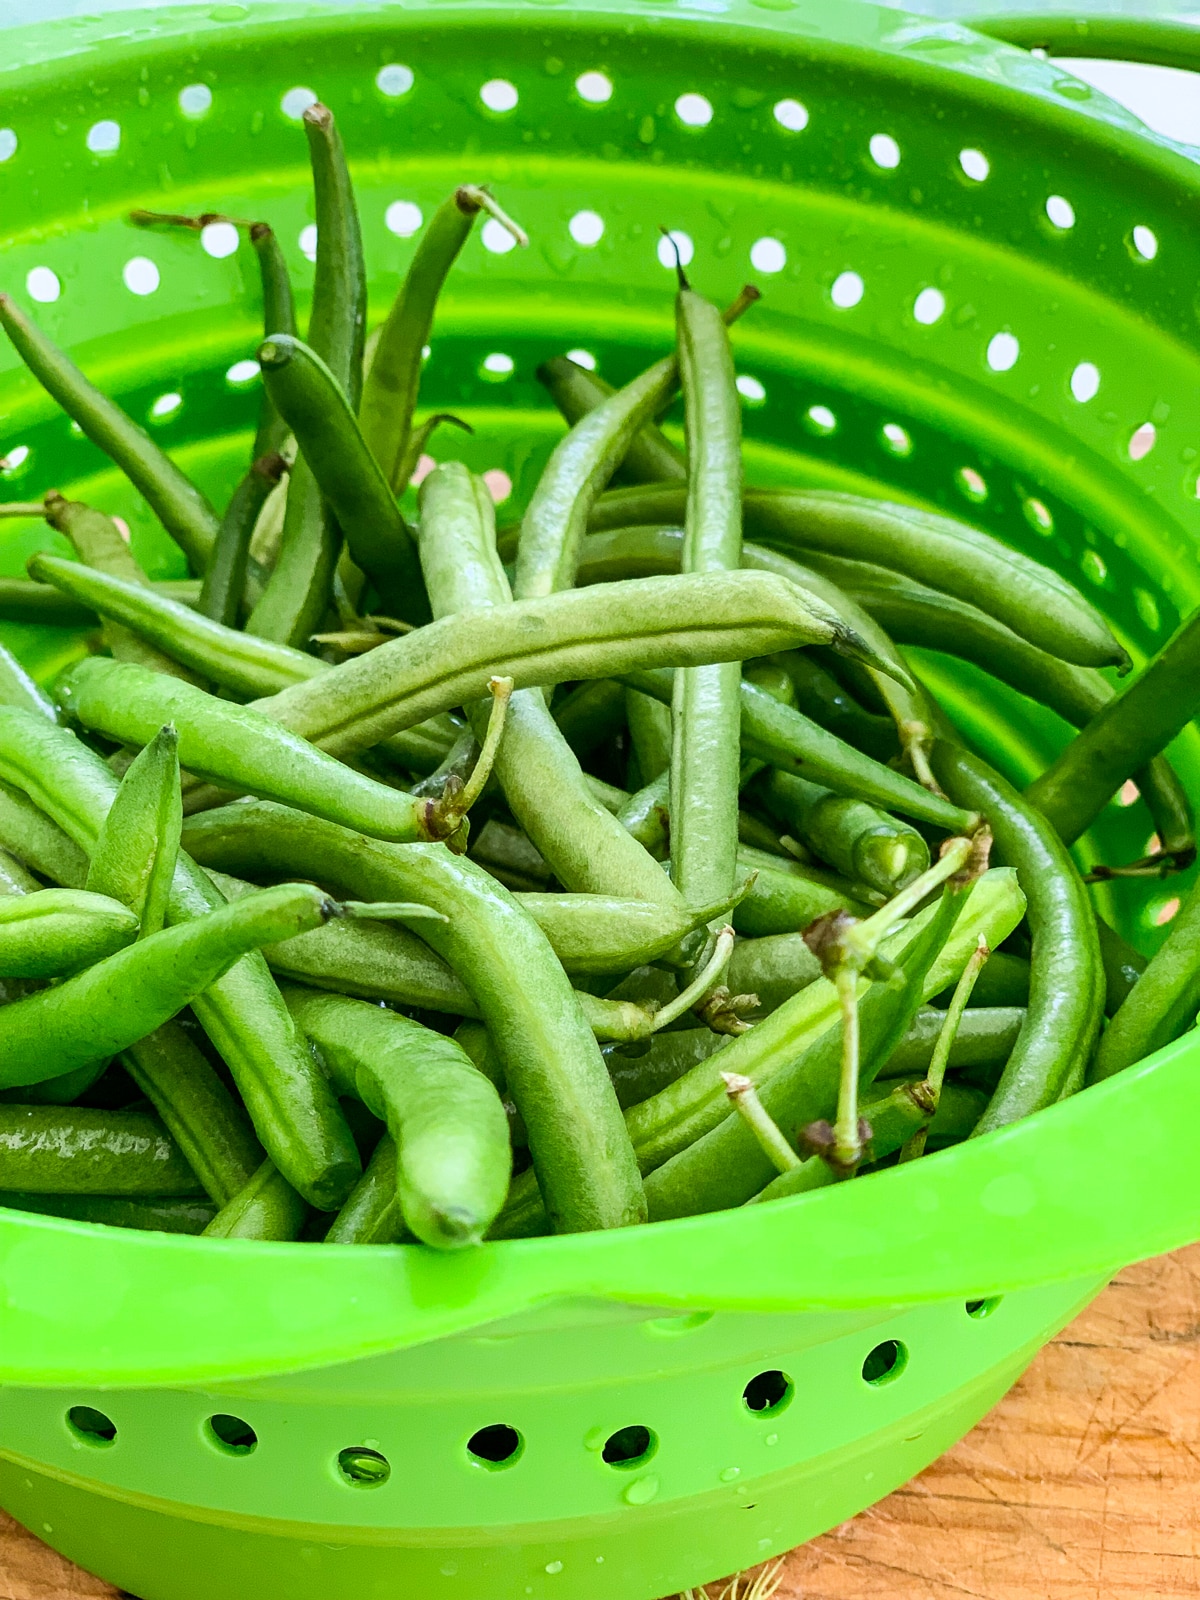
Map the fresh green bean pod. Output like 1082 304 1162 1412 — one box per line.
553 679 627 763
765 651 897 763
625 687 673 784
180 799 645 1234
203 1157 309 1241
0 296 220 572
0 779 88 887
200 220 296 626
644 884 965 1219
302 102 366 407
27 555 458 774
257 335 427 623
515 356 680 601
624 666 974 832
1092 875 1200 1079
0 880 339 1093
417 461 687 911
725 932 822 1015
0 846 39 897
44 493 198 681
284 986 511 1248
754 769 929 897
0 1103 199 1195
512 890 718 974
953 949 1030 1010
0 575 198 628
122 1021 264 1208
0 710 358 1208
617 772 670 859
538 356 687 486
0 888 139 977
931 741 1104 1130
670 282 743 909
588 484 1128 671
605 1028 729 1109
360 186 522 488
86 723 181 938
56 658 457 847
730 845 873 937
1027 606 1200 847
876 1005 1025 1080
0 1191 217 1233
244 455 338 648
324 1132 410 1244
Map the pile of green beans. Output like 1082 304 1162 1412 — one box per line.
0 105 1191 1251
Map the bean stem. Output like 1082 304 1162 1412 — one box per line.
899 934 990 1161
721 1070 801 1173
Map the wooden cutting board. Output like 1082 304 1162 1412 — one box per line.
2 1244 1198 1600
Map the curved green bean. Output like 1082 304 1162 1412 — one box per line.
86 723 181 937
1092 874 1200 1079
203 1158 309 1241
0 888 139 977
324 1132 409 1244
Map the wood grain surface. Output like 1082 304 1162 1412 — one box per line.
2 1245 1197 1600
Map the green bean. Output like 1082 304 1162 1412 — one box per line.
0 709 359 1208
0 1103 199 1195
539 356 687 487
764 651 897 763
86 724 181 937
0 779 88 887
954 949 1030 1010
931 741 1104 1130
196 220 297 626
0 1191 216 1233
588 485 1128 671
472 819 554 889
179 799 644 1233
57 658 468 848
27 555 459 774
243 456 337 645
0 638 57 724
302 102 366 407
417 461 686 910
605 1028 729 1109
624 667 975 832
1091 875 1200 1079
725 932 822 1015
1027 606 1200 848
643 883 966 1218
553 679 627 763
203 1157 309 1240
515 356 681 601
754 770 929 897
873 1005 1025 1080
0 846 39 897
625 687 673 785
617 772 670 859
670 278 743 909
0 879 339 1092
0 888 139 977
0 575 197 629
257 335 428 624
122 1020 264 1207
324 1132 409 1244
730 843 873 938
43 493 198 681
360 186 526 489
284 986 511 1247
0 296 220 572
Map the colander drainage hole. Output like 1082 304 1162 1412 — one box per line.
67 1405 116 1446
337 1447 391 1488
207 1414 258 1455
862 1340 907 1386
965 1297 1002 1320
467 1423 523 1468
602 1424 656 1468
742 1369 793 1416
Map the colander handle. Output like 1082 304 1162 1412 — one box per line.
974 14 1200 76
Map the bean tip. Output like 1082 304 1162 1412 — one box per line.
302 101 334 130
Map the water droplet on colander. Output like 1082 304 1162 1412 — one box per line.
622 1473 660 1505
765 1432 779 1446
545 1560 564 1574
720 1466 740 1482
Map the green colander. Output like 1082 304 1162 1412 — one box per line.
0 4 1199 1596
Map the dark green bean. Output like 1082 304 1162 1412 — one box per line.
553 679 627 764
932 948 1030 1010
670 278 743 909
324 1132 410 1244
0 295 220 572
1096 917 1147 1017
588 484 1128 671
0 888 138 977
725 932 822 1015
1027 606 1200 848
257 335 428 623
57 658 467 847
0 709 360 1208
931 741 1104 1130
203 1157 309 1240
730 843 873 938
0 1103 199 1194
764 651 896 763
1092 876 1200 1079
122 1020 264 1207
0 575 198 629
0 1191 216 1233
360 186 526 489
243 455 337 646
754 770 929 897
625 687 672 784
876 1005 1025 1080
284 986 511 1248
605 1028 730 1109
86 724 181 937
0 779 88 887
302 102 366 407
179 799 645 1233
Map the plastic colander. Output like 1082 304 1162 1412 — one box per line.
0 4 1199 1597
